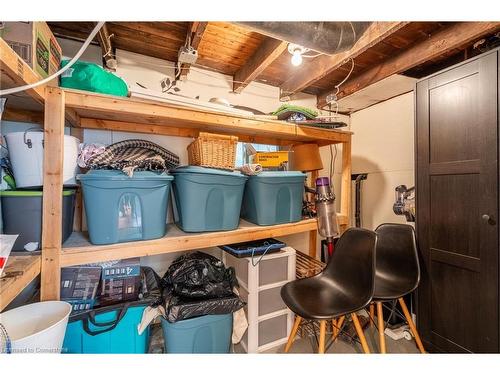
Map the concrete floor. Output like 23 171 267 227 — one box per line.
234 326 420 354
151 321 421 354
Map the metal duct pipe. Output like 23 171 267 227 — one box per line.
237 22 371 55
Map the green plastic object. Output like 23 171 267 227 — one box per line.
0 189 75 196
170 166 248 232
241 171 306 225
59 60 128 97
272 104 318 120
2 175 16 189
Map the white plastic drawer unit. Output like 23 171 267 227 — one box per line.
222 247 296 353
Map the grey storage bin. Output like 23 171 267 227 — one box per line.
241 172 306 225
77 170 173 245
170 166 248 232
0 190 76 251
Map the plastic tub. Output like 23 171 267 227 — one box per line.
0 190 76 251
161 313 233 353
78 170 173 245
0 301 72 354
241 172 306 225
170 166 248 232
4 129 79 188
63 301 150 354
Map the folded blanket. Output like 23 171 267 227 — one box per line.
272 104 318 120
87 139 180 176
239 163 262 176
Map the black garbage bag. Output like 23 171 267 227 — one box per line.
164 292 245 323
138 266 163 307
162 251 237 299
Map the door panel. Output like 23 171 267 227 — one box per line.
416 51 499 353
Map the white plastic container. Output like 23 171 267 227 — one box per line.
4 129 79 188
0 301 72 354
222 247 296 353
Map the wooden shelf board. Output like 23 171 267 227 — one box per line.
62 89 352 146
60 217 346 267
0 255 41 311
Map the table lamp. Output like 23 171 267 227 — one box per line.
289 143 323 217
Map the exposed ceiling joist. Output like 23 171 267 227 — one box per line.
96 23 115 70
280 21 409 97
233 38 288 93
179 22 208 80
317 21 500 108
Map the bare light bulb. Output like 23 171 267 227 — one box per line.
291 51 303 66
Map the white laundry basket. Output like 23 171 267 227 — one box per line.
4 129 79 188
0 301 72 354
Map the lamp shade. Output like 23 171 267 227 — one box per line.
289 143 323 172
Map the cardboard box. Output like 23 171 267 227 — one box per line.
100 258 141 280
1 22 62 78
99 276 141 306
60 265 102 313
98 258 142 306
250 151 289 168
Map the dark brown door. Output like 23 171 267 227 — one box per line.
416 51 499 353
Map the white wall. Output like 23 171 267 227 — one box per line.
349 92 415 230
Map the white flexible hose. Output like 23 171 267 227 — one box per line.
0 22 105 97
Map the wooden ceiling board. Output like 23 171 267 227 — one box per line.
109 22 188 44
45 21 500 100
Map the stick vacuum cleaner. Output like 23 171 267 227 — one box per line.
315 177 339 257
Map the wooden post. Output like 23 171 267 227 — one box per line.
340 137 352 230
69 127 83 232
40 87 65 301
309 170 319 258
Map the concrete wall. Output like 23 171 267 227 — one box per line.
349 92 415 230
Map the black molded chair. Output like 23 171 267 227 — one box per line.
370 223 425 353
281 227 377 353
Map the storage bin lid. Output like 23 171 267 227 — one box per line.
171 166 247 179
77 170 174 181
249 171 306 179
0 190 76 197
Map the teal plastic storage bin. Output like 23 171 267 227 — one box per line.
170 166 248 232
78 170 173 245
241 171 306 225
62 302 150 354
161 314 233 353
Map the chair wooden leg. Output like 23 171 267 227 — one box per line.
332 315 345 342
351 313 371 354
284 316 302 353
398 298 426 354
376 302 386 353
369 304 375 327
332 318 338 337
318 320 326 354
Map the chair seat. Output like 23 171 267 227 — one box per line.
281 275 370 320
373 274 416 301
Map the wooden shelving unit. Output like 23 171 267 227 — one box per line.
0 40 352 306
0 256 41 311
60 218 339 267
